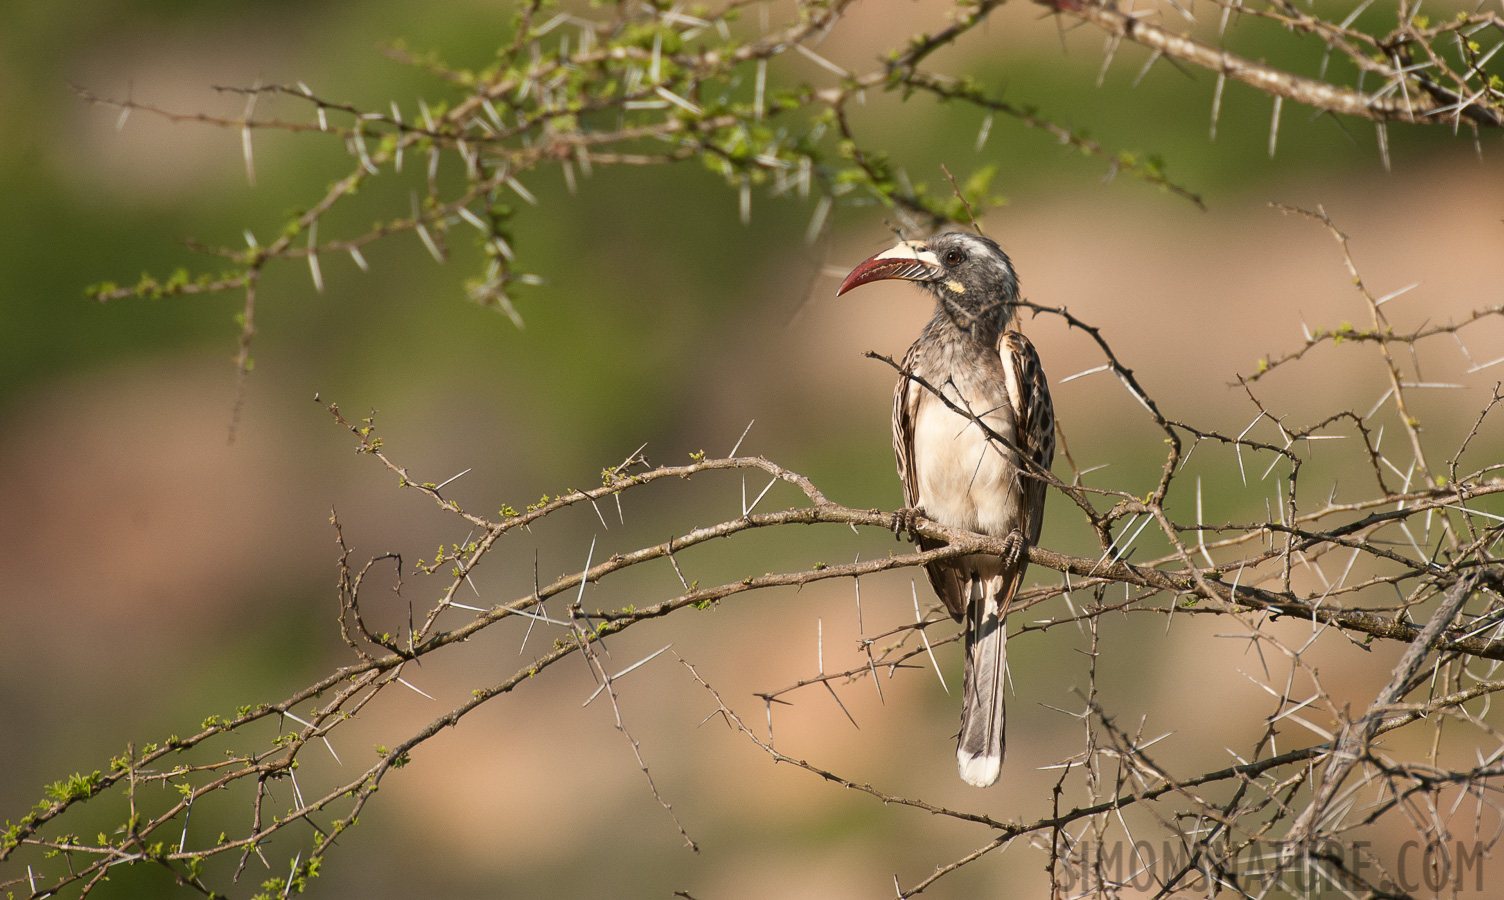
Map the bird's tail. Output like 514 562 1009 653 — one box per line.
956 572 1015 788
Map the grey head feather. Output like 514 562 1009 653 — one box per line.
916 233 1020 341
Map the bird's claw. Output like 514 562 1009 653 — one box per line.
891 506 925 542
999 529 1026 570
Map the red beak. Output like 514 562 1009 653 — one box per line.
836 242 943 296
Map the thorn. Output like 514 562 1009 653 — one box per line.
413 192 445 264
1060 363 1111 384
853 553 864 633
583 644 673 706
434 467 472 492
817 616 824 674
1268 95 1283 158
1374 281 1420 306
520 551 543 655
576 535 596 606
1098 33 1123 87
396 677 434 700
745 475 778 515
1196 476 1215 568
307 222 323 294
754 58 767 120
824 681 859 729
913 581 949 694
506 176 537 205
1210 72 1226 141
1235 412 1265 486
241 78 260 187
729 419 756 457
1132 48 1163 87
805 195 832 245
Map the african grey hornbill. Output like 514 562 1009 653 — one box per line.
837 232 1054 788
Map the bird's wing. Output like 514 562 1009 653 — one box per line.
998 330 1056 546
892 341 923 512
893 340 970 620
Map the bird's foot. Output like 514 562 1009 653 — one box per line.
891 506 926 542
999 529 1027 570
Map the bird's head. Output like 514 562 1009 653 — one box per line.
836 232 1020 337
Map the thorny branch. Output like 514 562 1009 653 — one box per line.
22 0 1504 896
1039 0 1504 130
75 0 1504 400
8 197 1504 897
74 0 1201 343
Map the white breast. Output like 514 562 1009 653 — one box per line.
911 384 1023 538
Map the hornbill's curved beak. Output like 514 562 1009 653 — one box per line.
836 241 944 296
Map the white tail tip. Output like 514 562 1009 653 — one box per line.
957 750 1001 787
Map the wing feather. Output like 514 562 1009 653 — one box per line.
893 340 969 620
892 342 922 511
998 331 1055 548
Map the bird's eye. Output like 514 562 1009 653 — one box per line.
943 249 964 266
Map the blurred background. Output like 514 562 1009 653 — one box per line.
2 0 1502 897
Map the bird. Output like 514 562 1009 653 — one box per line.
837 232 1054 787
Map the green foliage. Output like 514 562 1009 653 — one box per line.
251 855 320 899
43 772 102 805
